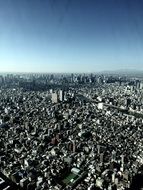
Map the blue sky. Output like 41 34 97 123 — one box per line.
0 0 143 73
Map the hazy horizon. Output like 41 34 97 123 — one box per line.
0 0 143 73
1 68 143 75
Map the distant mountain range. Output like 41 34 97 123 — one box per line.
98 69 143 77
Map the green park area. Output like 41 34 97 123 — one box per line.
62 172 78 185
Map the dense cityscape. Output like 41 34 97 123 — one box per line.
0 73 143 190
1 0 143 189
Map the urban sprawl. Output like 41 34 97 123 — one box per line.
0 73 143 190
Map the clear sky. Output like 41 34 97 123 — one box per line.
0 0 143 73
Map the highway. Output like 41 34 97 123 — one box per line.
77 94 143 118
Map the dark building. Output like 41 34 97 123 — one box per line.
0 172 20 190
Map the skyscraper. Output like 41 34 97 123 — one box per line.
59 90 64 102
52 93 58 103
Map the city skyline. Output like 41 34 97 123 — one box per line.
0 0 143 73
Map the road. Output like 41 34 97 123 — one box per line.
77 94 143 118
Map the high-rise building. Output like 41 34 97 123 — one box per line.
97 145 100 154
126 98 131 108
140 82 143 89
59 90 64 102
100 153 104 164
111 150 116 162
52 93 58 103
120 155 124 172
112 172 115 183
72 140 76 153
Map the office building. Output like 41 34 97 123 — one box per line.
59 90 64 102
52 93 58 103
